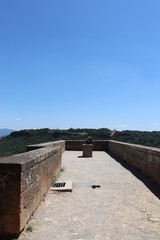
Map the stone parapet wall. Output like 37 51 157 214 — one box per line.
0 142 62 239
108 140 160 185
66 140 108 151
65 140 85 150
66 140 160 185
0 139 160 238
27 140 65 153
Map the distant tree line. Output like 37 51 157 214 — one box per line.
0 128 160 157
113 130 160 147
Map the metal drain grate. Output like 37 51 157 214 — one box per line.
53 182 66 188
50 180 72 192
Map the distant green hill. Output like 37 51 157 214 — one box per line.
114 130 160 148
0 128 160 157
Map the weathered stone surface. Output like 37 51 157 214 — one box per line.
82 144 93 157
108 140 160 185
1 139 160 238
27 140 65 153
21 151 160 240
66 140 108 151
0 172 20 215
0 142 62 238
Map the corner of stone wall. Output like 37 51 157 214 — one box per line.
0 141 63 238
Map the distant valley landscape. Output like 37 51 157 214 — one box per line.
0 128 160 157
0 128 14 138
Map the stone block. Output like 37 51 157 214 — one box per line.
82 144 93 157
0 142 62 238
3 214 20 237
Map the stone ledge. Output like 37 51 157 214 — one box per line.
108 140 160 185
0 141 63 238
27 140 65 153
0 146 61 172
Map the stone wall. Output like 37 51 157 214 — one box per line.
66 140 160 185
0 139 160 238
0 142 63 239
27 140 65 153
108 140 160 185
66 140 108 151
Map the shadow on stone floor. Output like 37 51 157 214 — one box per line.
107 152 160 200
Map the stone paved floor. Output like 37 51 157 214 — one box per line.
20 151 160 240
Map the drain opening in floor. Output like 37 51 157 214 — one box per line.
50 180 73 192
53 182 66 188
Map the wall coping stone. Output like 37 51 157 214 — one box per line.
0 146 61 172
109 140 160 155
28 140 65 149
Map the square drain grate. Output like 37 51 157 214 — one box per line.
53 182 66 188
50 180 72 192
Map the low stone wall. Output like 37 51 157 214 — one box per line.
108 140 160 185
66 140 108 151
0 139 160 238
0 143 62 239
66 140 160 185
27 140 65 153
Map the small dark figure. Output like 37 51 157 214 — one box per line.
86 136 93 144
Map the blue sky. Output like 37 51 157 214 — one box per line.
0 0 160 131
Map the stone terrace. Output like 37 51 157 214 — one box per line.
20 150 160 240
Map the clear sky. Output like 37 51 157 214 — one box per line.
0 0 160 131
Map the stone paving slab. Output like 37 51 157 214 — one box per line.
20 151 160 240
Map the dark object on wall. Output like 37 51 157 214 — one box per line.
86 136 93 144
